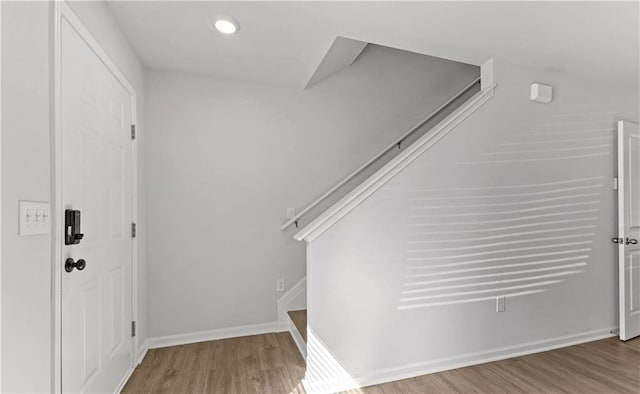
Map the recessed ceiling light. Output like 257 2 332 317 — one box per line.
212 16 239 35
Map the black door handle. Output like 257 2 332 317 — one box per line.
65 258 86 273
612 237 623 244
625 238 638 245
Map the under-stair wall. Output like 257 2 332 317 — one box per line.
299 59 640 392
144 46 479 341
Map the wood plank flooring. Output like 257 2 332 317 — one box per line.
122 333 305 394
288 310 307 342
123 334 640 393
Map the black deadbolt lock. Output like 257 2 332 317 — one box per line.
65 209 84 245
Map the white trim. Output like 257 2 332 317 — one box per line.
302 379 313 394
113 340 148 394
114 366 135 394
52 2 139 392
147 321 285 349
354 327 616 388
304 327 616 393
288 316 307 360
617 120 625 340
136 340 148 365
277 277 307 322
0 2 3 390
282 76 481 231
480 58 494 91
294 84 496 242
274 320 291 332
52 4 61 391
130 82 140 370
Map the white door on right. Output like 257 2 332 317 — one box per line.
617 120 640 341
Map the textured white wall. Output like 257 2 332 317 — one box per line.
306 59 640 390
144 45 479 338
1 2 145 391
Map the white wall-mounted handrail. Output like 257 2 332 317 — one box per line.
281 76 481 231
295 83 496 242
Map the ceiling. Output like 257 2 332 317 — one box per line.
107 1 639 89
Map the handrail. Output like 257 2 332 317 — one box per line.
294 84 496 242
281 76 482 230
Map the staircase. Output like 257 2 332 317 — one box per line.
281 76 482 232
281 66 497 391
288 310 307 358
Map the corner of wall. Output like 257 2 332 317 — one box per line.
277 277 307 322
480 58 494 91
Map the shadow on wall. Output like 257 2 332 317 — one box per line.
397 96 628 310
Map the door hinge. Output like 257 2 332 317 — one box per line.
614 177 619 190
131 321 136 337
131 124 136 140
131 222 137 238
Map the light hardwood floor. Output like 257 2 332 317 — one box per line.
123 334 640 393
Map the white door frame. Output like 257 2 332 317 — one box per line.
51 2 139 392
0 1 3 391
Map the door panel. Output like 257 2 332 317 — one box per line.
628 135 640 228
61 16 133 393
618 120 640 341
629 252 639 313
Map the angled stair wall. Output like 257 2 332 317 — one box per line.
297 59 640 392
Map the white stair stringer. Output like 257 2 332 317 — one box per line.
288 312 307 359
277 277 307 324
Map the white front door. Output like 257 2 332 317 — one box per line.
60 16 134 393
617 120 640 341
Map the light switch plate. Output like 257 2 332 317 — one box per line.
19 201 50 236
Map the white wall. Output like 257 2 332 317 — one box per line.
1 3 51 392
1 2 146 391
144 45 479 338
305 58 640 391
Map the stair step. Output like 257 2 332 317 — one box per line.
287 309 307 343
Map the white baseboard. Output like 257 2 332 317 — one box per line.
115 365 136 394
301 379 313 394
147 321 284 349
136 340 149 364
114 341 149 393
304 327 617 393
274 320 290 332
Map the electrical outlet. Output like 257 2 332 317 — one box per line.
276 278 286 292
496 296 506 312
